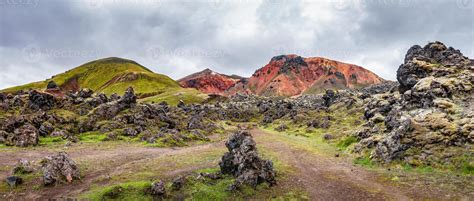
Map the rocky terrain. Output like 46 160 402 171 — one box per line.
178 68 246 95
0 42 472 200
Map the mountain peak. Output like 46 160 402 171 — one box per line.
201 68 217 74
82 57 153 73
178 69 244 95
1 57 179 95
240 55 383 96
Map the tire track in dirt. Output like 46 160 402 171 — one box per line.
251 129 410 200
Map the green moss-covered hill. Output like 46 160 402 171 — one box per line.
0 57 207 104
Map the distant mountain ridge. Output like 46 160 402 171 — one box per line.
238 55 384 96
2 55 384 100
1 57 207 105
180 55 384 97
178 68 246 95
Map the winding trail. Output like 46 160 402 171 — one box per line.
251 129 407 200
0 129 471 200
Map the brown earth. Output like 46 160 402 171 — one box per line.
0 129 471 200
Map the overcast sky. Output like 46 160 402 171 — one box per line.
0 0 473 89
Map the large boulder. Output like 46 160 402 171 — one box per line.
219 131 276 190
0 93 5 103
28 90 55 110
88 87 137 121
77 88 94 99
41 152 80 185
149 180 166 197
355 41 474 167
118 87 137 106
322 90 337 107
46 81 58 90
373 116 412 162
5 176 23 188
12 159 35 174
4 124 39 147
397 41 471 93
39 122 55 136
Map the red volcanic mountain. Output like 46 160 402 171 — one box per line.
227 55 384 97
178 68 245 95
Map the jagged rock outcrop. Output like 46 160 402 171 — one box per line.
12 159 35 174
219 131 276 190
397 41 471 93
28 90 55 110
4 124 39 147
149 180 166 197
41 152 80 185
356 41 474 166
87 87 137 121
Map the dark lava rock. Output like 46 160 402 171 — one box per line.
46 81 58 89
177 100 186 109
6 176 23 188
77 88 94 99
219 131 276 190
7 123 39 147
397 41 470 93
0 131 7 144
374 117 412 163
12 159 35 174
12 95 24 107
41 152 80 185
118 87 137 106
109 93 120 101
28 90 55 110
90 87 137 120
323 134 334 140
198 172 222 180
123 127 141 137
0 93 6 102
322 90 336 107
275 124 289 132
187 115 203 129
150 180 166 197
39 122 54 136
171 176 186 191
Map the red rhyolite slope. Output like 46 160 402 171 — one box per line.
229 55 384 97
178 68 245 95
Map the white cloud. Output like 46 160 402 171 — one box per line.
0 0 472 89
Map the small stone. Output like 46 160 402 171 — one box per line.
46 81 58 89
323 134 334 140
199 172 222 180
171 176 186 191
150 180 166 197
6 176 23 188
12 159 34 174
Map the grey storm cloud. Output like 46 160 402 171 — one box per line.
0 0 473 89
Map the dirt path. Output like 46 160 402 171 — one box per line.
1 129 471 200
0 142 225 200
250 129 472 200
251 129 408 200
